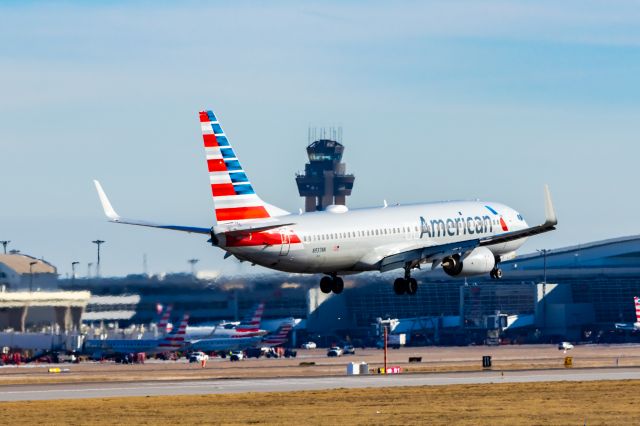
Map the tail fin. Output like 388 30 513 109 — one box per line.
236 302 265 332
157 304 173 335
199 110 288 224
262 320 293 347
158 314 189 350
635 296 640 323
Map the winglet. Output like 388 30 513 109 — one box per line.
544 184 557 226
93 180 120 221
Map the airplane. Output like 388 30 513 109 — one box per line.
188 319 291 353
84 314 189 358
186 302 267 339
615 297 640 330
93 109 558 296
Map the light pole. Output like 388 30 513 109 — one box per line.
92 240 105 277
71 261 80 283
29 261 37 292
0 240 10 254
188 258 199 277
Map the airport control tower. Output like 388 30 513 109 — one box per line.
296 132 355 212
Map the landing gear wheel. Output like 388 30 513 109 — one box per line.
490 268 503 279
393 278 406 295
320 276 333 293
332 277 344 294
407 278 418 295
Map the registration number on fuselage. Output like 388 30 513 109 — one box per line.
312 247 326 253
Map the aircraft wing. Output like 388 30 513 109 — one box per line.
480 185 557 247
379 240 479 272
378 185 557 272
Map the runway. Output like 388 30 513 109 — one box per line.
1 367 639 401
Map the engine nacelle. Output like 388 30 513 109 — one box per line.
442 247 496 277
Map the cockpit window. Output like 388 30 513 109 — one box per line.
517 214 524 221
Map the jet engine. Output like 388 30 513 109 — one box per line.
442 247 496 277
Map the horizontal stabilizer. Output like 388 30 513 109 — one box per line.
93 180 211 235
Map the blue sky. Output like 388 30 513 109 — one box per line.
1 1 640 277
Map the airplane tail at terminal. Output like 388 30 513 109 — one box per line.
635 296 640 323
158 314 189 350
236 302 265 332
262 320 294 347
199 110 289 225
157 305 173 335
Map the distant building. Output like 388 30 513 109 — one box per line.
0 253 58 291
0 291 90 332
296 138 355 212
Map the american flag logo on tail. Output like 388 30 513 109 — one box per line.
199 110 277 224
262 321 294 347
236 302 265 333
158 314 189 350
157 305 173 335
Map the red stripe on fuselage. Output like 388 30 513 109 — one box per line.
225 230 301 247
216 206 270 222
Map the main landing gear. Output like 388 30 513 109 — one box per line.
320 274 344 294
393 265 418 296
490 267 503 279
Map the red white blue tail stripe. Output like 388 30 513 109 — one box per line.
262 321 293 347
635 296 640 323
157 305 173 335
199 110 272 224
236 302 265 333
158 314 189 350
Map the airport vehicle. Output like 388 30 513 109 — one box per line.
615 297 640 330
301 341 317 349
343 344 356 355
558 342 574 351
188 351 209 363
84 314 189 358
327 346 343 357
230 350 244 361
94 109 558 296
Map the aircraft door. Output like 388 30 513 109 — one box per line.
279 231 290 256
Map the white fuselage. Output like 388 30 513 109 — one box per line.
219 201 529 275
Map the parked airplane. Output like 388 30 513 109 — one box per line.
188 319 291 353
84 314 189 357
94 109 558 296
186 302 267 339
615 297 640 330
